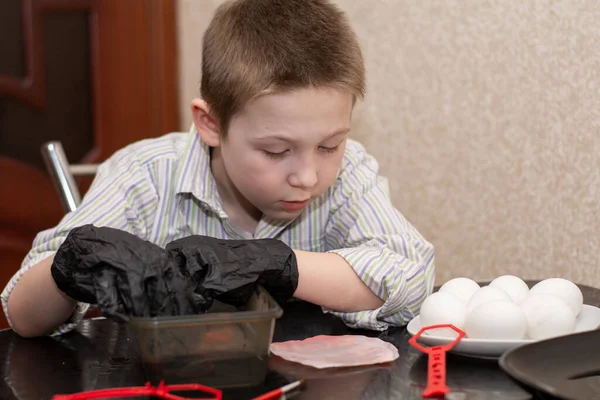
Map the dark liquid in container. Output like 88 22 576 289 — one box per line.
142 352 268 388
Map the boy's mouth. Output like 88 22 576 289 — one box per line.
280 199 310 211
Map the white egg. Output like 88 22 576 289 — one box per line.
529 278 583 317
419 292 467 338
489 275 530 304
521 293 575 340
439 277 480 304
464 300 527 339
466 286 512 314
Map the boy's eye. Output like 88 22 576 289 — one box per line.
319 145 340 154
263 149 289 159
262 145 340 159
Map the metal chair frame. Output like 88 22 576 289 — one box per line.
41 141 99 213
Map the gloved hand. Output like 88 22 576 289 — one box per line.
50 224 299 321
165 234 299 307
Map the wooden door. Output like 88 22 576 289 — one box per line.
0 0 180 329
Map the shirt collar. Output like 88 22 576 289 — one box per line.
174 125 224 213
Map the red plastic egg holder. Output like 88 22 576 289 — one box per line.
408 324 466 398
51 381 222 400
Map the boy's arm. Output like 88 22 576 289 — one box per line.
292 250 384 312
6 255 79 337
294 141 435 331
2 151 157 338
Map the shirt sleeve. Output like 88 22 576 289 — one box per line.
324 141 435 331
1 148 158 336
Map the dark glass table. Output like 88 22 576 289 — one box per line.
0 281 598 400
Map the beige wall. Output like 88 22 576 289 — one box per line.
176 0 600 286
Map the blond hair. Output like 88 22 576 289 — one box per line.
200 0 365 134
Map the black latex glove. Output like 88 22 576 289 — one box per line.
165 234 299 308
50 225 209 321
50 224 299 321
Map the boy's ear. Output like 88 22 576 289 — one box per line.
191 98 221 147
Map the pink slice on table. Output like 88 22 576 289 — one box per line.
269 335 400 369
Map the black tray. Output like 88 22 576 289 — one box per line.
499 329 600 400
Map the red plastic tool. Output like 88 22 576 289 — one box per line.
51 381 222 400
251 378 306 400
408 324 465 398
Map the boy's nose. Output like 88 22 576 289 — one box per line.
288 164 318 189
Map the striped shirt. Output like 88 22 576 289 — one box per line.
1 127 435 334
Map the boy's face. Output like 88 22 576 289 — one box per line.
199 87 353 221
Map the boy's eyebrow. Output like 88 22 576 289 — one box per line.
255 128 351 142
326 128 351 137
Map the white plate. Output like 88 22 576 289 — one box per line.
407 304 600 359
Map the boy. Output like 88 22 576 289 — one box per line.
2 0 435 338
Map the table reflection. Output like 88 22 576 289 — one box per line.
2 320 145 400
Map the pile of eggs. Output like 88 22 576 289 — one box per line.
419 276 584 340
